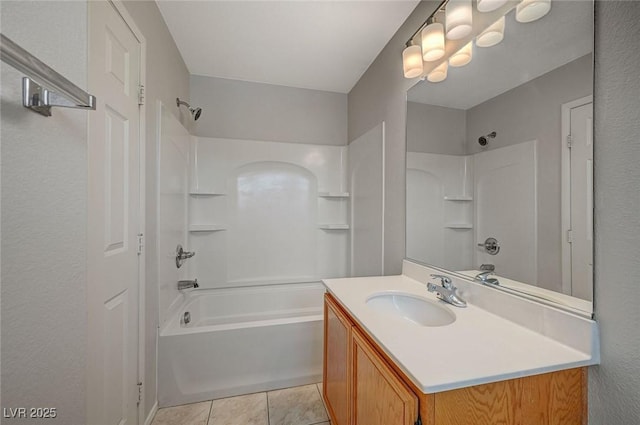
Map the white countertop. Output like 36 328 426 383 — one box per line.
323 274 597 394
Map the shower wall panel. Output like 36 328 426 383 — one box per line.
189 137 349 288
158 102 190 327
406 152 474 271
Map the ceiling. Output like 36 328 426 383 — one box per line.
408 0 593 109
156 0 421 93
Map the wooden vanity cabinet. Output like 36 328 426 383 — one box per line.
322 293 588 425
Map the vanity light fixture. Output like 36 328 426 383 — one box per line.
446 0 473 40
421 20 446 61
427 61 449 83
477 0 508 13
403 44 424 78
449 41 473 67
476 16 506 47
516 0 552 23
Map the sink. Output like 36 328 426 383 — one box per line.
366 293 456 327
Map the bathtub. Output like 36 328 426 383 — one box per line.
158 282 325 407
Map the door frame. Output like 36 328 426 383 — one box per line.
560 95 592 295
88 1 148 423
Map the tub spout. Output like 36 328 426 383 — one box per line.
178 279 199 290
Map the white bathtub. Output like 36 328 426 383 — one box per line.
158 282 325 407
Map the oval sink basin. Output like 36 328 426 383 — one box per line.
366 293 456 327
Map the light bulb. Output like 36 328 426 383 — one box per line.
402 45 424 78
476 16 505 48
516 0 551 23
421 22 445 62
449 42 473 67
427 61 448 83
477 0 508 13
446 0 473 40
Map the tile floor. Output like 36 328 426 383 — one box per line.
151 383 331 425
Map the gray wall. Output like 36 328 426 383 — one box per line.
348 0 441 274
466 54 592 292
191 75 347 145
0 2 88 424
590 1 640 423
406 102 466 155
121 0 191 419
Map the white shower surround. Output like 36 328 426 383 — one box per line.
187 137 349 290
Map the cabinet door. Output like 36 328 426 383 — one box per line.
352 328 418 425
323 294 352 425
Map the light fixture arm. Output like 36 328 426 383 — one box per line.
405 0 449 47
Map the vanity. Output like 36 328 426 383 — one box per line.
321 261 598 425
323 1 599 423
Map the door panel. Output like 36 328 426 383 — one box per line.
569 103 593 300
323 295 352 425
352 328 418 425
88 1 141 424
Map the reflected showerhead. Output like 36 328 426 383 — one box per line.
176 98 203 121
478 131 496 146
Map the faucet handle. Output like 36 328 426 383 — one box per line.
430 274 453 289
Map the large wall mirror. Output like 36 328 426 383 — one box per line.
405 0 594 316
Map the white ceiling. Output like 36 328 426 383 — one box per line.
408 0 593 109
156 0 421 93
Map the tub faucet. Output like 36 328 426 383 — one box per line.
474 267 500 286
178 279 199 290
426 274 467 308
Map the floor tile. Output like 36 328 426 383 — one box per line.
208 392 268 425
151 401 211 425
268 384 329 425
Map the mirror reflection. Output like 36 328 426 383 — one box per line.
405 1 593 314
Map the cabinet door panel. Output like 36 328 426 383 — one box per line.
352 328 418 425
323 294 352 425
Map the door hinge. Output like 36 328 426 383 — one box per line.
138 84 145 106
567 229 573 243
137 381 143 405
137 233 144 255
566 134 573 148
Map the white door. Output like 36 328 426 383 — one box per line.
87 1 142 424
568 102 594 300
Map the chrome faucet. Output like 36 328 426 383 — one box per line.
426 274 467 308
474 265 500 286
178 278 199 290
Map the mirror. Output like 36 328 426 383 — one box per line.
405 0 594 316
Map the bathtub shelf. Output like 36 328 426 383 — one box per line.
444 195 473 201
444 223 473 229
318 192 350 198
189 224 227 232
318 224 350 230
189 192 227 197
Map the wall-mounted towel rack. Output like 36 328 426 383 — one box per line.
0 33 96 117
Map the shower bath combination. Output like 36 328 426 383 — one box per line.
176 97 202 120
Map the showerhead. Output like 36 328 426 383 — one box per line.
176 98 203 121
478 131 497 146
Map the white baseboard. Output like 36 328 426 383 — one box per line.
144 401 158 425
